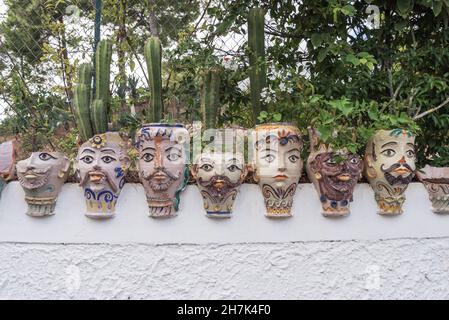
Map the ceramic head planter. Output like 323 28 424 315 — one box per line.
192 150 248 218
0 140 17 198
136 123 189 218
253 123 303 217
364 129 416 215
306 128 363 217
16 151 69 216
416 165 449 214
76 132 130 219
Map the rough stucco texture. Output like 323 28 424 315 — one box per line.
1 238 448 300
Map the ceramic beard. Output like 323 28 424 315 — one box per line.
192 152 248 218
136 124 189 218
253 123 303 217
76 132 130 219
307 129 363 216
364 129 416 215
16 152 69 216
416 165 449 214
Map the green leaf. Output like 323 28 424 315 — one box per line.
433 0 443 16
311 34 323 48
317 48 329 63
273 113 282 122
397 0 412 15
341 5 356 16
317 125 332 142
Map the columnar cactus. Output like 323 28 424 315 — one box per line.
144 37 163 122
72 40 112 141
248 7 267 124
201 68 221 128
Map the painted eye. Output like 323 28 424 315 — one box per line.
406 150 415 158
326 158 336 165
381 149 396 157
350 157 359 164
81 155 94 164
101 156 115 164
200 164 213 172
288 155 299 163
142 153 154 162
227 164 241 172
167 153 181 161
264 154 275 163
39 153 55 161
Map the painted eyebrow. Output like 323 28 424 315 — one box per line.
287 148 301 153
262 148 278 153
81 148 95 154
381 142 398 148
165 147 182 153
100 148 116 154
200 157 213 163
406 143 415 148
141 147 156 152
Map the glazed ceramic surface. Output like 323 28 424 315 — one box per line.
306 129 363 217
253 123 303 217
364 129 416 215
76 132 130 219
16 152 69 216
192 151 248 218
416 165 449 214
136 123 189 218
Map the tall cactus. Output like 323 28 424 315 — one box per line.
72 40 112 141
248 7 267 124
144 37 163 122
201 68 221 129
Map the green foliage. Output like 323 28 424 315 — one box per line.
144 37 163 122
257 111 282 123
201 68 221 128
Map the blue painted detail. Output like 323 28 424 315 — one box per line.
320 195 327 203
84 188 96 200
341 199 349 206
330 201 338 208
115 167 124 178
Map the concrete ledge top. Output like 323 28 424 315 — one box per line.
0 182 445 244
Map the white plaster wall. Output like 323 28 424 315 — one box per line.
0 182 448 299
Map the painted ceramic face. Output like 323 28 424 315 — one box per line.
192 151 247 218
253 123 303 217
16 152 69 216
364 129 416 215
416 165 449 214
308 151 363 216
76 132 130 219
136 124 189 218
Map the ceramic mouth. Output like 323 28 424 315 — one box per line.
153 172 168 181
337 174 351 182
393 167 411 175
273 175 288 181
213 179 226 189
89 171 105 183
24 173 38 179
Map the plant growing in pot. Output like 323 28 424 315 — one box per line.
362 104 420 215
416 149 449 214
190 68 249 218
136 37 190 218
305 98 364 217
73 40 131 219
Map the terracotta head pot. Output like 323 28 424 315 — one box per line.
76 132 130 219
192 151 248 218
364 129 416 215
416 165 449 214
253 123 303 217
136 123 189 218
17 152 70 216
306 129 363 217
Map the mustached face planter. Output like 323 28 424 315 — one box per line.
364 129 416 215
253 123 303 218
136 123 189 218
416 165 449 214
16 152 69 216
76 132 130 219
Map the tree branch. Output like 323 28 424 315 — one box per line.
414 97 449 120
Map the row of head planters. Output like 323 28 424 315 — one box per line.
1 122 448 219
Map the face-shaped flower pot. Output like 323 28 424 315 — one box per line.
416 165 449 214
136 123 189 218
253 123 303 217
306 129 363 216
16 152 70 216
364 129 416 215
0 140 17 199
76 132 130 219
192 151 248 218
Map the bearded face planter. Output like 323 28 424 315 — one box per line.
16 152 69 216
136 123 189 218
253 123 303 218
416 165 449 214
76 132 130 219
306 129 363 217
364 129 416 215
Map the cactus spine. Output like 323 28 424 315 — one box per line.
248 7 267 124
144 37 163 122
72 40 112 141
201 68 221 129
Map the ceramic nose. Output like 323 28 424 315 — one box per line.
398 156 406 165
